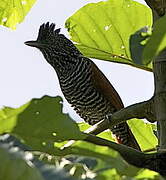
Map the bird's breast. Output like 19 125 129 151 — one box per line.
58 61 113 124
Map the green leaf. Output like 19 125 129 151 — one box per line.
65 0 152 71
62 140 161 179
78 119 158 152
0 0 36 29
128 119 157 151
59 128 141 177
143 15 166 65
135 169 163 180
61 154 162 179
66 141 140 177
96 168 121 180
0 96 87 153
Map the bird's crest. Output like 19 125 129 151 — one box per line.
37 22 61 43
35 22 81 57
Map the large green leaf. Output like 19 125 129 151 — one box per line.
65 0 152 71
135 169 163 180
0 96 161 179
128 119 157 151
0 0 36 29
143 15 166 65
0 96 87 153
96 168 161 180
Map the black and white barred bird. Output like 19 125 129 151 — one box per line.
25 22 140 151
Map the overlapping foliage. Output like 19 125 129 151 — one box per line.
1 0 166 179
0 96 161 179
65 0 153 71
0 0 36 29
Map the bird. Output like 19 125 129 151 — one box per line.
25 22 141 151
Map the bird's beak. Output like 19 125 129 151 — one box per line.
24 41 44 48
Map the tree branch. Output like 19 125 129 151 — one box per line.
85 99 155 136
85 133 166 177
154 50 166 150
107 98 155 124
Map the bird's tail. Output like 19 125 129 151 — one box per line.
111 122 141 151
90 62 141 151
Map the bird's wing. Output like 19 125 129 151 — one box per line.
90 60 124 111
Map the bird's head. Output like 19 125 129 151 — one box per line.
25 22 81 70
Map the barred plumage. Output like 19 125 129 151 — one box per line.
59 57 111 124
25 22 141 151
